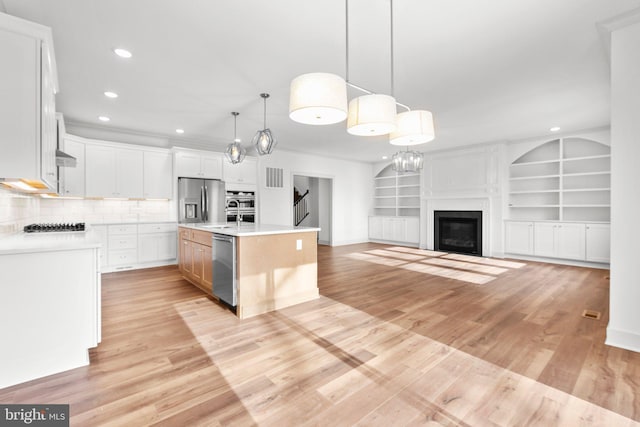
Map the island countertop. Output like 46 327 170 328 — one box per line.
178 223 320 237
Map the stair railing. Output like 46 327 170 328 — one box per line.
294 189 310 226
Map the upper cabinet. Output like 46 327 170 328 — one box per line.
223 157 257 187
143 151 172 199
0 13 58 192
71 135 172 199
508 137 610 222
175 150 223 179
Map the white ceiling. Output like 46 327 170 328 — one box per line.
3 0 640 162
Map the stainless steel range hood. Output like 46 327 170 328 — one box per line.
56 149 77 167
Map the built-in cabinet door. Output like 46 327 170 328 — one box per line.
192 242 205 282
40 41 57 189
586 224 610 263
505 221 534 255
223 157 256 184
115 148 143 198
201 244 212 290
202 156 223 179
533 223 556 257
61 138 85 197
180 237 193 276
92 225 108 270
556 223 585 260
143 151 172 199
85 145 116 197
175 153 202 178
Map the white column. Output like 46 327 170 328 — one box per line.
607 16 640 352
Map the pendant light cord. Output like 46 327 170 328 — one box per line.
263 96 267 129
390 0 394 97
345 0 350 84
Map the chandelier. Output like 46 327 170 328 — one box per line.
392 148 424 174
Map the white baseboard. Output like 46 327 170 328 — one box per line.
502 253 610 270
369 239 419 248
606 327 640 353
331 238 370 247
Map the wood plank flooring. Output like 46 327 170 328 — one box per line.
1 243 639 426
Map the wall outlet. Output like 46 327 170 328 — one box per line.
296 239 302 250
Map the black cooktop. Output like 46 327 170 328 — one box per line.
23 223 86 233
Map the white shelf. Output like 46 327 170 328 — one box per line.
508 137 610 222
510 174 560 181
373 166 421 217
510 190 560 194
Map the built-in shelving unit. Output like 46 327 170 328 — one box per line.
373 165 420 217
508 137 610 222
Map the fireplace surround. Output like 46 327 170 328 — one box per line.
434 210 482 256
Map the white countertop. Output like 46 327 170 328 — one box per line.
0 230 102 255
179 223 320 237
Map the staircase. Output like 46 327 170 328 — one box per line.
294 187 310 226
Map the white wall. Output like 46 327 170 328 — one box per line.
318 178 331 244
258 150 372 246
607 18 640 352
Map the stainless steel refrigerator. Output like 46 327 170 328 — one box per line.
178 178 226 223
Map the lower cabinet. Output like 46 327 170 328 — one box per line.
505 220 609 263
369 216 419 245
178 227 213 295
95 222 177 272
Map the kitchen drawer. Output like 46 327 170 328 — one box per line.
108 249 138 267
191 229 212 247
108 224 138 235
108 234 137 250
139 223 177 234
179 228 191 240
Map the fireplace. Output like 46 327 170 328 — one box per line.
434 210 482 256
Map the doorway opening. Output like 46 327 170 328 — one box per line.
293 175 333 246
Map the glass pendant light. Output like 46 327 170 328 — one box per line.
225 112 246 164
392 147 424 173
252 93 277 155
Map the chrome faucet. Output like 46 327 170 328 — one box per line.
228 199 242 227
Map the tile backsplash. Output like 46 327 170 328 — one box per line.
0 188 40 234
0 187 175 235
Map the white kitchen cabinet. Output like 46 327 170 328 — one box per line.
0 244 100 388
223 157 257 185
60 135 85 197
92 224 108 269
534 222 585 260
85 145 143 198
585 224 610 263
138 223 177 263
143 150 173 199
504 221 534 255
175 150 223 179
107 224 138 269
0 14 58 191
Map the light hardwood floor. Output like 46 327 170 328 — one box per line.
1 243 639 426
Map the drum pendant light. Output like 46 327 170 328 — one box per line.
347 94 397 136
289 73 348 125
253 93 277 155
225 112 246 164
390 110 435 145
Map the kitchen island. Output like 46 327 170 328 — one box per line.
178 224 320 319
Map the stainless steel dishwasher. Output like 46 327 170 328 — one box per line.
212 233 237 307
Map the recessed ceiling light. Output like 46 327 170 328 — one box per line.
98 116 110 122
175 129 185 134
104 91 118 98
550 126 561 132
382 156 388 160
113 48 132 58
